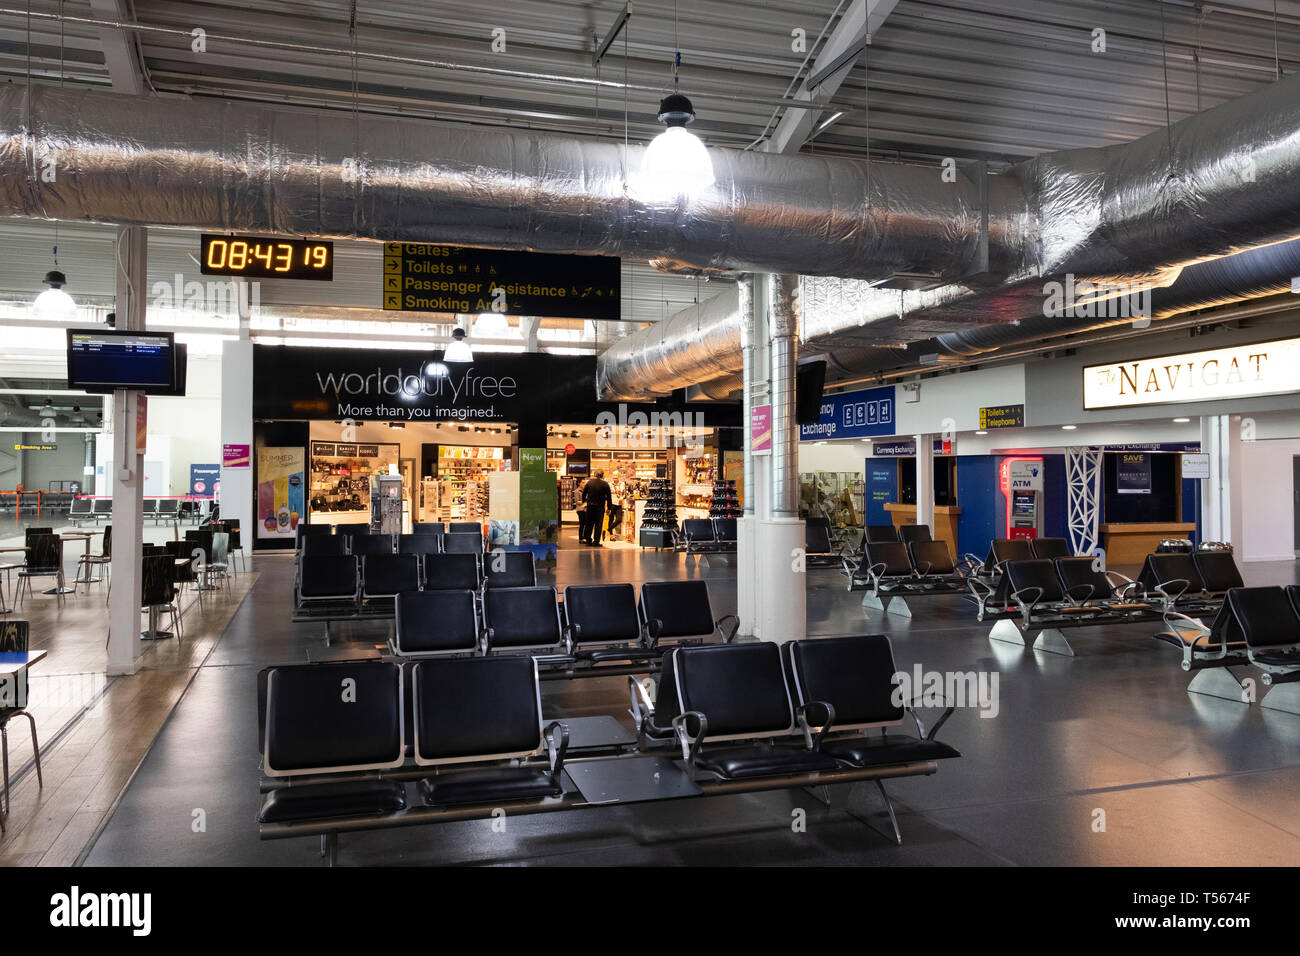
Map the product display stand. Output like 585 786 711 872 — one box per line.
638 478 678 550
709 479 740 518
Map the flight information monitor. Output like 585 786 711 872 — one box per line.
67 329 175 391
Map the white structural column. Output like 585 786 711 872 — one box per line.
735 275 761 637
915 432 936 530
1201 414 1244 546
221 279 255 543
1066 446 1104 555
221 332 255 551
756 275 806 645
106 226 147 676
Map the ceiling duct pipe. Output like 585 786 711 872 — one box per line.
828 233 1300 378
0 83 989 284
599 71 1300 398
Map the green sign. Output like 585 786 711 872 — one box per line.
518 448 558 549
979 404 1025 429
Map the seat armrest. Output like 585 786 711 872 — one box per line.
1105 571 1139 600
914 560 932 577
1010 585 1045 620
1063 583 1095 606
627 674 655 730
672 710 708 769
796 700 836 750
646 618 663 649
543 720 570 786
1154 577 1191 604
566 622 581 654
715 614 740 643
481 626 494 655
907 695 957 742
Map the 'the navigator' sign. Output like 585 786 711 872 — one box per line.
1083 337 1300 409
381 243 620 320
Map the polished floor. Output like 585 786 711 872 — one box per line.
62 547 1300 867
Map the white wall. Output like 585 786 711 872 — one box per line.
893 364 1027 434
798 442 867 474
1239 438 1300 562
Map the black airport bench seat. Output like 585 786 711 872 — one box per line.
844 536 971 615
1155 585 1300 713
678 517 738 554
1136 551 1243 613
987 558 1161 656
258 635 960 862
386 579 737 680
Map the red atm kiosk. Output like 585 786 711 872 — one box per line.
998 456 1044 540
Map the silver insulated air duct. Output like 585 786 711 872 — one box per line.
0 83 988 284
599 70 1300 398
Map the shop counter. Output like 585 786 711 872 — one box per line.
1100 522 1195 566
883 503 961 554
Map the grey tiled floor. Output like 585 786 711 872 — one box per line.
82 552 1300 866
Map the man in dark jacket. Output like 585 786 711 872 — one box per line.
582 471 613 546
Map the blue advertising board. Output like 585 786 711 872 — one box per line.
799 385 896 441
189 463 221 497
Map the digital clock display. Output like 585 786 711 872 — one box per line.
200 234 334 280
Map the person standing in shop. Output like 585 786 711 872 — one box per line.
575 476 591 544
583 470 613 546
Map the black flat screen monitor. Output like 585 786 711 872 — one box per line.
67 329 175 392
795 360 828 425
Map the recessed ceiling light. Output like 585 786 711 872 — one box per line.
1061 424 1077 430
975 430 988 436
1172 417 1190 423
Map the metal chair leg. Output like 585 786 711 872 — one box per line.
17 711 40 789
874 779 903 846
1 724 8 816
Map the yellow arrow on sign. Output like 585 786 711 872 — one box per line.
385 258 401 272
386 276 399 289
385 293 400 309
385 242 402 256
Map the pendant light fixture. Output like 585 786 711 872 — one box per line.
442 326 474 362
34 265 77 321
638 6 713 199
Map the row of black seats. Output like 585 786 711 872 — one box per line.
257 634 961 860
680 517 738 553
300 531 485 558
1155 586 1300 713
296 550 533 609
863 523 934 545
1135 551 1243 609
845 537 970 593
298 520 481 542
968 544 1241 621
973 537 1073 574
391 579 737 661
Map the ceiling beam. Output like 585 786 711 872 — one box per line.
764 0 899 155
87 0 146 94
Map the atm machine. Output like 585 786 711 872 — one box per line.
997 456 1044 541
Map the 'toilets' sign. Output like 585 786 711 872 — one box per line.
800 385 896 441
1084 337 1300 409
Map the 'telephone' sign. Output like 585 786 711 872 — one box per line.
1083 337 1300 409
